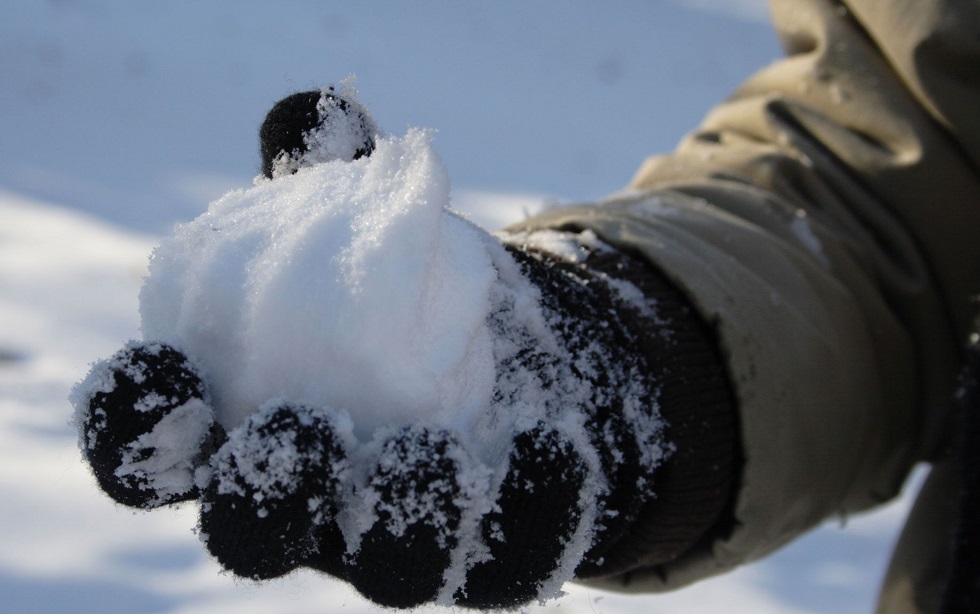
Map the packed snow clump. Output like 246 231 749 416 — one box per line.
141 127 505 451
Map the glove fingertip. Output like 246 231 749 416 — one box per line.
72 341 214 509
349 425 466 609
200 401 348 580
456 424 589 609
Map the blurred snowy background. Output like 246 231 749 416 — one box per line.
0 1 926 613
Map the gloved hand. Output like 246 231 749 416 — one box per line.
71 257 662 608
71 84 737 609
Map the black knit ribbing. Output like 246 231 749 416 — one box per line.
504 243 740 579
585 247 741 576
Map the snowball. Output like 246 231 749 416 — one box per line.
140 129 499 448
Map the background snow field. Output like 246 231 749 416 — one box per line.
1 1 925 613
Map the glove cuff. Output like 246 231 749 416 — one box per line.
583 246 740 577
505 236 740 579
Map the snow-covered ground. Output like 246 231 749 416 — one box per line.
0 2 927 613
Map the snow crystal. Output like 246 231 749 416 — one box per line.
132 391 170 413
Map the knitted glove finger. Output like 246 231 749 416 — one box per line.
346 425 468 609
304 422 598 610
259 85 377 178
199 401 349 581
71 341 222 509
456 423 589 610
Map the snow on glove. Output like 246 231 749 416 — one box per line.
199 400 350 580
72 341 225 509
72 82 736 609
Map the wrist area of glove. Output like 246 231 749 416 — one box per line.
501 230 741 579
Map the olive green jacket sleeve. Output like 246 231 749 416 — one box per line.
510 1 980 611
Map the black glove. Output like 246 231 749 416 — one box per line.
72 246 734 608
72 87 739 609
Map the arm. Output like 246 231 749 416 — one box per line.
516 0 980 607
